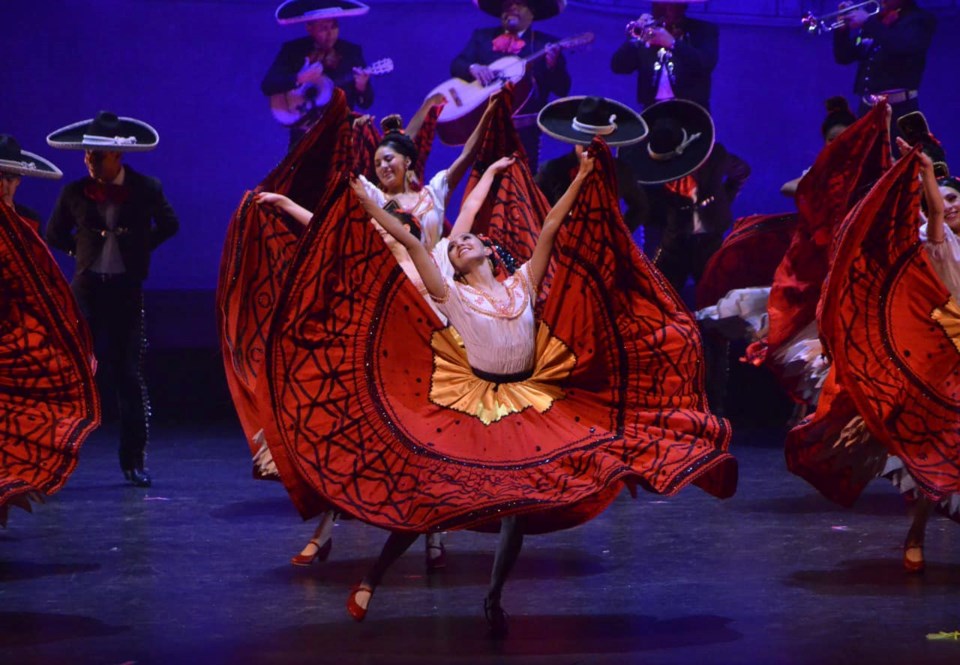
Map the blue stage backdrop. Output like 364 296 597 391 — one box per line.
4 1 958 298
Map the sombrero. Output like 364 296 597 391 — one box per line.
275 0 370 24
619 99 715 185
0 135 63 179
538 96 648 147
46 111 159 152
474 0 565 21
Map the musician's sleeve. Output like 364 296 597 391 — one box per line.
531 52 570 98
451 30 483 80
832 25 863 64
671 22 719 74
610 39 642 74
348 45 374 109
148 179 180 251
45 186 78 257
863 11 936 55
261 41 301 96
615 158 650 233
721 148 751 202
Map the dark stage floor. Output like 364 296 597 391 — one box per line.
2 422 960 665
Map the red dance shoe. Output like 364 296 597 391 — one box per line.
347 584 374 622
290 538 332 567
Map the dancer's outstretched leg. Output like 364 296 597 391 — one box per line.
426 531 447 571
904 496 933 573
484 516 525 638
347 530 420 621
291 510 338 566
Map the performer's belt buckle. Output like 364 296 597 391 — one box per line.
864 89 918 106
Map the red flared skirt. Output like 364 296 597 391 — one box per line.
0 202 100 524
258 145 736 534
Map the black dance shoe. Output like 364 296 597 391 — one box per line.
123 468 152 488
483 597 509 639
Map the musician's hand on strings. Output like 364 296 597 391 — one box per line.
296 58 325 87
545 43 561 68
353 67 370 92
468 63 496 86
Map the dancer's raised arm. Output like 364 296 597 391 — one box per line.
899 137 944 243
446 99 499 199
255 192 312 226
528 150 595 288
449 156 516 238
349 177 447 298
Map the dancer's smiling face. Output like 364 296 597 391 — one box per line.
448 233 493 273
374 145 410 192
939 183 960 233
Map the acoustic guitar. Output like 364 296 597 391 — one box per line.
270 57 394 128
427 33 594 146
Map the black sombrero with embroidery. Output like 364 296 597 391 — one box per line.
619 99 715 185
0 135 63 179
46 111 159 152
538 96 648 147
474 0 565 21
275 0 369 24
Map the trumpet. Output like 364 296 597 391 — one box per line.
625 14 664 41
802 0 880 34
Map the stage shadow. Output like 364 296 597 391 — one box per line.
0 612 127 648
787 559 960 595
209 497 297 520
737 492 904 517
272 549 610 589
248 613 740 659
0 561 101 583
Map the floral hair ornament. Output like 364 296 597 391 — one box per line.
477 233 519 276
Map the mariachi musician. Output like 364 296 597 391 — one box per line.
831 0 936 121
610 0 718 111
450 0 571 171
261 0 374 148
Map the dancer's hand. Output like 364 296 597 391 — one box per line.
896 136 933 169
576 149 596 178
255 192 291 208
348 176 374 208
486 155 516 175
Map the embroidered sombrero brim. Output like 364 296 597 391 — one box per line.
275 0 370 24
538 96 648 147
0 149 63 180
474 0 565 21
619 99 715 185
47 117 160 152
46 116 159 152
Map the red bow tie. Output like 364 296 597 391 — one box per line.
84 181 129 205
492 33 526 55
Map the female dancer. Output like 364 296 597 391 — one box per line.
896 141 957 571
0 136 100 524
331 144 734 635
341 151 569 633
786 138 960 574
255 106 504 569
